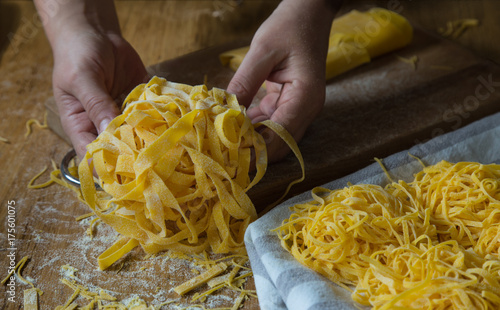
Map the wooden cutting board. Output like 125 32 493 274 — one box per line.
152 27 500 212
46 28 500 213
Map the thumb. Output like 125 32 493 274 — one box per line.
227 45 278 108
73 74 120 134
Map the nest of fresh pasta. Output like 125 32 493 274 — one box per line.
78 76 303 270
276 160 500 309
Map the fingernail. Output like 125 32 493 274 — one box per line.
99 118 111 133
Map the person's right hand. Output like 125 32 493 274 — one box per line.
34 0 147 159
51 28 147 159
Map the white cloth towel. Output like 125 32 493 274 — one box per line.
245 112 500 310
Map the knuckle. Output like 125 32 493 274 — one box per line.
230 77 252 98
83 95 107 120
250 39 271 57
229 77 255 107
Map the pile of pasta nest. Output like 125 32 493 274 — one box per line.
78 76 303 270
276 160 500 309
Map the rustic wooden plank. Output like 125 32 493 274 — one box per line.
148 27 500 212
251 27 500 210
0 2 271 309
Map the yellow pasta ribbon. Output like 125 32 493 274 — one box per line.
79 76 304 270
438 18 479 39
24 111 48 138
276 160 500 309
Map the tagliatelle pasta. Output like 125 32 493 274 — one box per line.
275 160 500 309
55 264 160 309
1 256 44 310
174 262 228 296
25 111 48 138
27 159 84 202
396 55 418 70
23 288 38 310
389 161 500 257
78 76 304 270
438 18 479 39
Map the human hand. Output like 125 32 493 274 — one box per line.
35 0 147 159
227 0 339 162
51 29 147 159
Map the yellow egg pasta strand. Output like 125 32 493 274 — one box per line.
23 288 38 310
24 111 48 139
79 76 304 270
276 160 500 309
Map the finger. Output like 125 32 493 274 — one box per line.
268 81 326 162
227 44 281 108
249 84 302 162
72 72 120 134
276 82 323 140
256 82 284 118
246 91 280 121
73 130 98 160
247 107 269 124
248 89 293 163
55 93 98 159
260 128 288 163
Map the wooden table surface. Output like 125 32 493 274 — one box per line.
1 0 500 309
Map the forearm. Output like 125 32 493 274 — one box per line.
282 0 340 28
273 0 340 64
34 0 121 47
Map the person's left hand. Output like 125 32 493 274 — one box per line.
227 0 339 162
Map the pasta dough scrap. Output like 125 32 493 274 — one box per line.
276 160 500 309
396 54 418 70
1 256 44 310
56 264 160 309
231 291 247 310
25 111 48 138
438 18 479 39
174 262 228 296
23 288 38 310
220 8 413 80
27 159 84 204
78 76 304 270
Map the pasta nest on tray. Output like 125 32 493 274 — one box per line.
78 76 303 270
275 161 500 309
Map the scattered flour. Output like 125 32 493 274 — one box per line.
27 206 253 309
15 160 254 309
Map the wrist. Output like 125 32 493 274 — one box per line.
35 0 121 48
283 0 340 24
